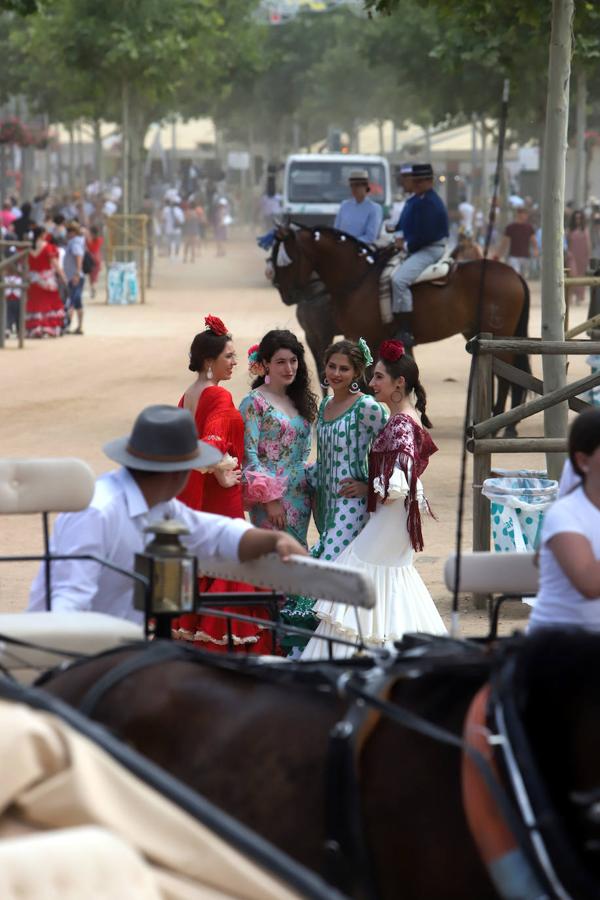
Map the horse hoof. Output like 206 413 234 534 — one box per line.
503 425 518 438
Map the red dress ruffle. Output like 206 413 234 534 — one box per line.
26 244 65 338
172 386 273 653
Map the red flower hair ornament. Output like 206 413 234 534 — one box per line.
204 315 229 336
379 339 405 362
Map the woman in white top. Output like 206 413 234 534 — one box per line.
529 410 600 632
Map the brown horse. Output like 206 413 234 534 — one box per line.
272 226 530 418
39 631 600 899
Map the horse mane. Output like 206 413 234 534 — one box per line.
291 222 396 274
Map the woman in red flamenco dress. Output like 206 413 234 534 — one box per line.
171 315 273 653
26 227 66 338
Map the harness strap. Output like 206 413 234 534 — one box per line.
78 642 185 717
323 670 393 900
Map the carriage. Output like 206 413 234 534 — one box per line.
0 456 597 900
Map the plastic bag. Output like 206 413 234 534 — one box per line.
483 476 558 553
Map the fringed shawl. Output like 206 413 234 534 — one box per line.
367 413 438 551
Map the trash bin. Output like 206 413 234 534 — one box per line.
107 262 138 305
482 475 558 553
583 354 600 406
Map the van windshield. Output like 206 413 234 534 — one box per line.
287 161 386 204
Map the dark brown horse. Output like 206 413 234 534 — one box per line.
272 226 530 418
40 631 600 899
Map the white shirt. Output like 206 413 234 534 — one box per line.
458 201 475 231
558 458 580 497
529 486 600 632
28 468 252 623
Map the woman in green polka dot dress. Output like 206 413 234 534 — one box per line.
309 339 387 560
280 339 386 651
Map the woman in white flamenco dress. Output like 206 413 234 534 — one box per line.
302 340 447 659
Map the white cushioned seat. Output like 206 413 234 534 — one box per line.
0 826 162 899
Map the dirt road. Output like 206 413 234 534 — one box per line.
1 239 588 635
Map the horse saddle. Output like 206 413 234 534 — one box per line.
379 252 455 325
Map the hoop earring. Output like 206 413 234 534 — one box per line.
349 382 361 394
391 388 404 403
264 371 271 385
320 376 330 388
206 366 213 381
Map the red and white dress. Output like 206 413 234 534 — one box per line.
172 385 273 653
26 243 65 338
302 413 446 659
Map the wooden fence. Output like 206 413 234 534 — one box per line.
466 332 600 559
0 240 30 349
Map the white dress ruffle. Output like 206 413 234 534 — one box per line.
301 464 446 660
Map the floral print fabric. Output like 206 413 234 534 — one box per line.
239 390 312 544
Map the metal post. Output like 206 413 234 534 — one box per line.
43 511 52 610
472 334 493 608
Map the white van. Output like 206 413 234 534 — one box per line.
283 153 392 230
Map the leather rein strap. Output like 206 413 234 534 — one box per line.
323 668 395 900
78 642 185 717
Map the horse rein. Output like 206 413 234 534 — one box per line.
55 636 571 900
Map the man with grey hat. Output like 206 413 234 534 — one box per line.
334 169 383 244
28 405 305 622
391 163 449 346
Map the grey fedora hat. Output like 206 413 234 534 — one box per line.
103 404 222 472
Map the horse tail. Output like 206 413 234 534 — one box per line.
514 275 531 373
510 275 531 409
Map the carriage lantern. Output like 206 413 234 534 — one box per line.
134 519 197 635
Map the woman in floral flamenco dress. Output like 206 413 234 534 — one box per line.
171 315 272 653
302 341 446 660
26 226 66 338
239 331 318 650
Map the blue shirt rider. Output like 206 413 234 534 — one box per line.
334 169 383 244
391 163 449 346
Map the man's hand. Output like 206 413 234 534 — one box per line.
273 532 307 561
395 236 404 250
238 527 307 562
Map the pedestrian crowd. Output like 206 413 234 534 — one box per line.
1 176 240 340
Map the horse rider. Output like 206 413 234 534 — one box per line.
391 162 449 346
334 169 383 244
28 405 306 621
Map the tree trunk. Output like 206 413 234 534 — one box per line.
573 66 587 208
0 143 7 205
480 118 488 207
93 119 103 184
377 120 385 155
541 0 574 480
470 113 477 203
68 124 75 189
129 112 148 216
122 80 130 216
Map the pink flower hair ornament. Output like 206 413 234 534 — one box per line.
247 343 265 377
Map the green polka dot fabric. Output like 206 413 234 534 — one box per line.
309 394 387 564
